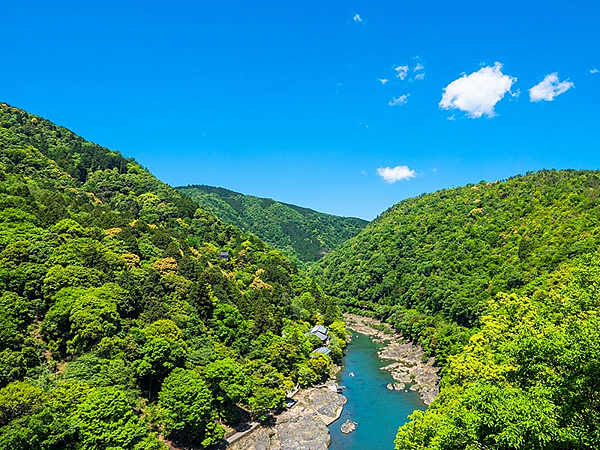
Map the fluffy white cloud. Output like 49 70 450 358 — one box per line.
378 78 389 84
439 62 516 118
413 72 425 81
590 68 599 74
377 165 417 183
529 73 574 102
395 65 409 80
388 94 409 106
353 13 362 23
414 62 425 71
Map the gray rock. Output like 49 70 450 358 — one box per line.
340 420 358 434
228 387 347 450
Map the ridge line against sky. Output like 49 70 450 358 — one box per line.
2 0 599 219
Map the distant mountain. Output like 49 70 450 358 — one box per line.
177 185 368 264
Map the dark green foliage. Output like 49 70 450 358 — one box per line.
317 169 600 327
0 103 343 448
178 184 368 264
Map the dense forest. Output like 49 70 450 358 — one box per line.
0 103 345 450
177 185 367 265
395 252 600 449
314 170 600 448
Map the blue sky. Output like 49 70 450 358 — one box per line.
3 0 599 219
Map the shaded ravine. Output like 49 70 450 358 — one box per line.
328 332 428 449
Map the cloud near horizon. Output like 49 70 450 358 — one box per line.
377 165 417 183
529 73 574 102
439 62 516 118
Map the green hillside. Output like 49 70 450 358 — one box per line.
314 170 600 448
177 184 368 264
395 252 600 449
0 103 344 449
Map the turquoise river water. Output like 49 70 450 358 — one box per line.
328 332 425 450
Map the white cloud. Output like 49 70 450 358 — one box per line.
388 94 409 106
377 165 417 183
378 78 389 84
395 65 409 80
529 73 574 102
413 72 425 81
439 62 516 118
414 62 425 71
590 68 599 74
353 13 362 23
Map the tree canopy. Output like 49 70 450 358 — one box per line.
0 102 345 449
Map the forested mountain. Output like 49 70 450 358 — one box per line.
0 103 345 450
395 253 600 449
314 170 600 448
177 185 368 264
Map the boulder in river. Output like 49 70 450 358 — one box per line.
340 420 358 434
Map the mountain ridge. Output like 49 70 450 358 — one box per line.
177 184 368 265
313 168 600 449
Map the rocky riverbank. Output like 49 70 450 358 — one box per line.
227 384 346 450
344 314 440 405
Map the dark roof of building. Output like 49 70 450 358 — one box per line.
313 331 328 342
310 325 328 335
313 346 331 356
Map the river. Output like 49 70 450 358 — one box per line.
328 332 426 450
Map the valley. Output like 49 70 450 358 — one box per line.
1 103 599 450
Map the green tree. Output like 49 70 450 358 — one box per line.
159 368 224 447
75 387 161 450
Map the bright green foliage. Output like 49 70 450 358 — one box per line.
42 285 121 355
297 354 330 387
0 103 339 448
202 358 248 406
395 254 600 449
177 184 368 264
0 379 89 450
244 362 291 420
159 368 224 446
0 382 45 426
75 387 162 450
42 265 104 301
134 320 188 398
